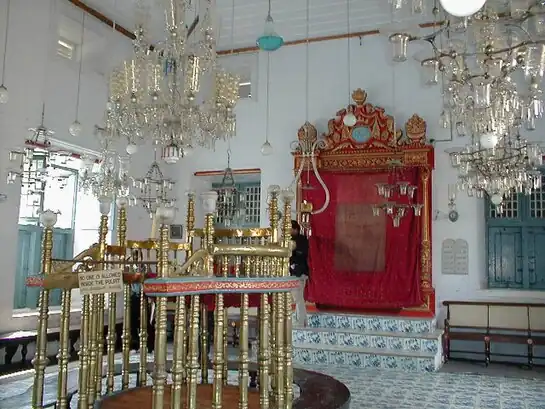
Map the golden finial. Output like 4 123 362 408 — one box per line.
351 88 367 105
405 114 427 142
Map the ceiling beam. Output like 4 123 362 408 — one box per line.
218 21 442 56
67 0 135 40
66 1 442 58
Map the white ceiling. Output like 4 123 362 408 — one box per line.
77 0 437 50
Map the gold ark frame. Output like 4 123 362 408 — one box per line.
293 88 435 317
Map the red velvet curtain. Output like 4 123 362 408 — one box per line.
304 169 423 309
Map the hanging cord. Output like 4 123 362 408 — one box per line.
346 0 351 106
75 13 86 121
230 0 235 54
1 0 11 85
265 52 271 144
305 0 310 123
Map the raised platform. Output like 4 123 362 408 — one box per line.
292 312 443 372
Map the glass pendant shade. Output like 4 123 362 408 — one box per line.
126 143 138 155
256 15 284 52
0 84 9 104
69 120 82 137
439 0 486 17
260 141 273 156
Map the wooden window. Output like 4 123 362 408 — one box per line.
486 174 545 290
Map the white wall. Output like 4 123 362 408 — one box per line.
172 34 545 316
0 0 151 333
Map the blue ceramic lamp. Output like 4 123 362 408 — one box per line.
256 13 284 52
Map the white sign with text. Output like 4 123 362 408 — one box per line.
78 268 123 295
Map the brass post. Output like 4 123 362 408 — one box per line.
186 295 201 409
138 279 149 386
120 206 131 390
107 198 127 393
170 294 187 409
55 284 71 409
95 211 109 400
258 294 270 409
152 223 170 409
212 281 225 409
77 293 91 409
201 211 214 384
238 292 249 409
186 191 196 258
281 191 294 409
200 302 209 384
32 210 56 409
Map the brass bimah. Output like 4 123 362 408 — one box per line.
26 186 299 409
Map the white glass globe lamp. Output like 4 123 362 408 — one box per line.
0 84 9 104
479 132 498 149
261 141 273 156
69 120 82 137
439 0 487 17
126 143 138 155
343 112 357 127
490 193 503 206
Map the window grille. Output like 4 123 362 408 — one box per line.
213 182 261 228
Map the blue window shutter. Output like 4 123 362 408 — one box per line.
14 225 75 309
486 173 545 291
49 228 75 306
14 225 42 309
487 226 524 289
524 226 545 290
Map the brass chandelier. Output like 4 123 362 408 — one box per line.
105 0 240 159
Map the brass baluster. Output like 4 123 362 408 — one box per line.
95 203 110 400
281 191 294 409
32 210 56 409
152 222 170 409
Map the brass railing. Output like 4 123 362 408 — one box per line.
27 186 296 409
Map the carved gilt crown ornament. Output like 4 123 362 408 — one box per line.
292 88 433 229
386 1 544 208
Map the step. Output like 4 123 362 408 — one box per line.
306 312 436 333
292 327 443 354
292 343 442 372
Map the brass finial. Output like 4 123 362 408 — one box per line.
352 88 367 105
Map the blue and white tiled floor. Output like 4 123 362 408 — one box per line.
300 363 545 409
2 358 545 409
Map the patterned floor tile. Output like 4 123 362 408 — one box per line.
2 356 544 409
298 363 545 409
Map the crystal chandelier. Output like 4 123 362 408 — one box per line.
105 0 240 154
372 160 423 228
7 105 73 190
132 156 176 217
79 150 131 201
214 150 243 227
78 125 131 201
388 1 545 205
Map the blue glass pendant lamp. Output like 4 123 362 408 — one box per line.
256 0 284 52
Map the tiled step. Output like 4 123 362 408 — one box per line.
306 312 436 333
293 327 443 354
293 312 443 372
292 344 440 372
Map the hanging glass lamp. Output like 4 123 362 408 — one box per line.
256 13 284 52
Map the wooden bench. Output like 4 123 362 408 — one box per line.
443 300 545 367
0 322 123 376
